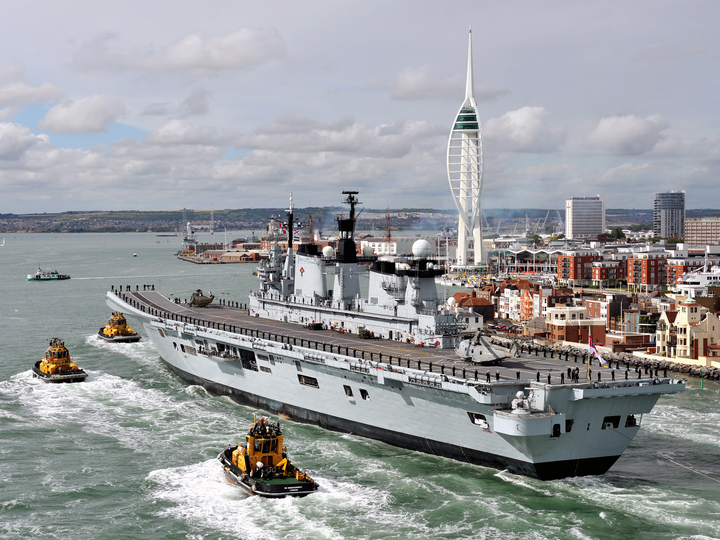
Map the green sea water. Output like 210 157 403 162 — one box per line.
1 233 719 540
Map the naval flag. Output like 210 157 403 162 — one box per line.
588 336 606 365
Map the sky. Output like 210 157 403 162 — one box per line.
1 0 719 214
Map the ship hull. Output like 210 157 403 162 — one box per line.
171 358 618 480
217 450 317 497
106 291 685 481
97 330 142 343
31 362 87 383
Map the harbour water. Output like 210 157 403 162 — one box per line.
1 233 719 540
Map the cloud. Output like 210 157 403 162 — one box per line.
586 114 670 155
141 102 173 116
236 114 444 158
376 65 509 102
0 107 18 120
144 119 225 146
178 87 211 117
0 122 49 160
73 29 286 77
141 87 212 118
0 62 65 107
38 95 126 133
633 41 707 62
484 106 567 153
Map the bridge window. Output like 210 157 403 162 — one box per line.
260 366 272 374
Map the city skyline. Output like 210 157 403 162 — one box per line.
1 1 718 214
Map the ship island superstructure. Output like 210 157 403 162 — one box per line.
249 191 462 348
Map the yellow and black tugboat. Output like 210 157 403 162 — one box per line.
98 312 142 343
32 338 88 383
217 417 318 498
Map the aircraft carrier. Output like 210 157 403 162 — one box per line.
105 191 685 480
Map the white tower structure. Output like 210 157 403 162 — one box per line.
447 28 483 267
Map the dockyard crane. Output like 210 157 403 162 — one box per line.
555 205 565 234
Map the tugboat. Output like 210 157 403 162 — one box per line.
26 267 71 281
32 338 88 383
217 417 318 498
98 312 142 343
189 289 214 307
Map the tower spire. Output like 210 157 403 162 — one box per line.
447 27 484 267
465 27 474 102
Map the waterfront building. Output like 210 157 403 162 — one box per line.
522 287 572 321
626 252 668 291
685 217 720 246
665 257 706 287
447 29 483 266
544 305 606 344
565 196 605 239
584 294 631 329
557 249 603 287
591 259 627 288
655 303 720 360
653 191 685 239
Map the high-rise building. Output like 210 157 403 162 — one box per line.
653 191 685 239
565 195 605 239
447 29 483 266
685 217 720 246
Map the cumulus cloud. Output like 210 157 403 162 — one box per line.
0 122 50 160
0 62 64 107
38 95 126 134
484 106 567 153
236 114 444 158
141 87 212 118
145 119 224 146
73 29 286 76
178 87 211 117
587 114 670 155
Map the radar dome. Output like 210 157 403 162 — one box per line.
446 297 457 307
322 246 335 258
412 239 432 258
362 246 374 256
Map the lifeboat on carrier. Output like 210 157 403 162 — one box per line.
32 338 88 383
98 312 142 343
217 417 318 498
